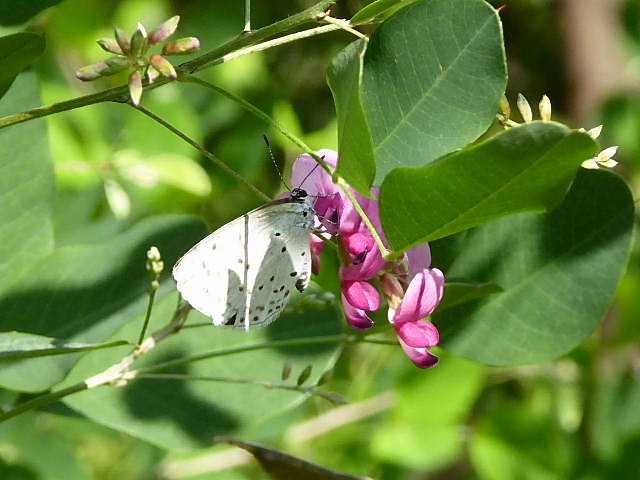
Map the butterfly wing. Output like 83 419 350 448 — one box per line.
173 199 314 328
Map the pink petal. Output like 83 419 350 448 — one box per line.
398 337 440 368
342 280 380 311
292 149 338 195
394 320 439 348
393 268 445 324
341 294 375 330
343 232 374 256
406 243 432 275
339 188 382 236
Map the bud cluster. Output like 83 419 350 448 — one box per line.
498 94 619 170
75 16 200 106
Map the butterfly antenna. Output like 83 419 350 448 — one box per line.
262 135 292 191
297 160 322 191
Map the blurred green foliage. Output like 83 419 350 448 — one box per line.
0 0 638 479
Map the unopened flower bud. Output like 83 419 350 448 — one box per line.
147 65 160 84
381 273 404 310
114 26 130 53
587 125 603 139
128 70 143 105
499 94 510 118
539 94 551 122
75 57 129 81
97 38 123 55
149 15 180 45
150 54 177 79
146 246 164 276
517 93 533 123
281 361 292 381
162 37 201 55
130 23 148 58
296 365 313 386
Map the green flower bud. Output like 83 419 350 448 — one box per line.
97 38 123 55
114 26 130 54
162 37 200 55
296 365 312 386
128 70 143 106
517 93 533 123
129 22 148 59
150 54 177 79
149 15 180 45
281 361 292 381
75 57 129 81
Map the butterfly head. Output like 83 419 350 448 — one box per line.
290 187 308 202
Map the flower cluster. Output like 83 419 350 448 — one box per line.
498 93 619 170
75 16 200 106
292 150 445 368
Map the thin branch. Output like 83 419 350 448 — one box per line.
135 334 349 375
132 104 271 202
0 0 337 131
244 0 251 32
182 75 335 178
136 373 347 405
336 177 391 259
219 24 340 65
184 76 391 258
321 15 368 40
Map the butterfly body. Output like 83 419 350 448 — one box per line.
173 192 315 329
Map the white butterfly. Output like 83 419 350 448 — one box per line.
173 188 315 330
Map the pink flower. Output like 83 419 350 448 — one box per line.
386 256 445 368
291 150 446 368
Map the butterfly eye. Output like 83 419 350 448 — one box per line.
291 188 308 201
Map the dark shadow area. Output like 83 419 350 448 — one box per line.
540 169 634 260
123 348 238 446
0 217 207 341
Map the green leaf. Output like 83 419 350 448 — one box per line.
217 437 370 480
0 332 129 361
437 282 503 312
431 170 634 365
380 122 598 252
327 40 376 194
0 1 62 25
362 0 507 183
61 292 343 450
0 215 207 392
0 72 54 295
351 0 416 25
0 33 45 98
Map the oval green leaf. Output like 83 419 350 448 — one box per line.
380 122 598 252
431 169 634 365
362 0 507 184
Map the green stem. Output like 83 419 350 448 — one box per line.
137 283 158 345
218 24 340 65
0 382 88 423
184 76 390 258
179 0 336 74
244 0 251 32
321 15 368 40
0 0 336 131
336 177 391 259
135 373 346 404
136 334 349 374
132 104 271 202
182 75 334 178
